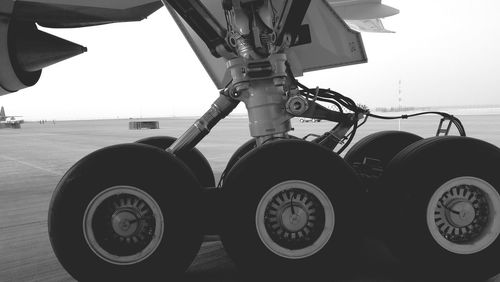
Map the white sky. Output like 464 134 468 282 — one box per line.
1 0 500 120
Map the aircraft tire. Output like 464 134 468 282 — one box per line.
48 143 203 281
136 136 215 188
344 130 422 170
224 138 257 176
221 139 364 280
379 136 500 281
344 131 422 237
221 136 298 186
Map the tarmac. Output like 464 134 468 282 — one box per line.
1 116 499 282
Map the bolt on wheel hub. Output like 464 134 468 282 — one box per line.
282 208 308 232
112 209 140 237
84 186 164 265
256 180 335 259
427 177 500 254
446 201 475 226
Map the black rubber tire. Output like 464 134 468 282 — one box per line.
344 131 422 237
48 143 203 281
223 136 299 180
224 138 257 174
136 136 215 188
344 130 422 169
379 136 500 281
221 139 364 280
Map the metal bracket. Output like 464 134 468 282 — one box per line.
299 101 349 123
436 117 453 136
312 115 356 150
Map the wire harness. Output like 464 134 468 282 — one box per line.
286 65 467 154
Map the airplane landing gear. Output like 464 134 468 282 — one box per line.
36 0 499 280
48 143 203 281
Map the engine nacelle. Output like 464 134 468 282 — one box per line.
0 19 86 95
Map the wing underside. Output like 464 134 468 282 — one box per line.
13 1 162 28
0 0 163 95
5 0 163 28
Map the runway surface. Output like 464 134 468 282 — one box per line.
1 115 500 282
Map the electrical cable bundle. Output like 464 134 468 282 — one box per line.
295 81 362 154
366 111 466 136
286 63 467 154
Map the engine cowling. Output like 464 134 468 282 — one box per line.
0 0 163 95
0 19 86 95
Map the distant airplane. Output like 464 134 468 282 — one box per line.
0 106 24 129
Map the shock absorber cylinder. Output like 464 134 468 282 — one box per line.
227 54 293 145
167 94 239 154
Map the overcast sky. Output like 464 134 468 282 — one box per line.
1 0 500 120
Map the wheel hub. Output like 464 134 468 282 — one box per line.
264 188 324 250
112 210 139 237
427 176 500 255
434 184 489 243
282 208 308 232
265 189 324 250
84 186 164 265
107 196 155 245
256 180 335 259
446 201 475 227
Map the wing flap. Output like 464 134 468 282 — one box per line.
328 0 399 33
328 0 399 20
346 18 393 33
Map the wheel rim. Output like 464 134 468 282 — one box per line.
427 177 500 254
256 180 335 259
83 186 164 265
